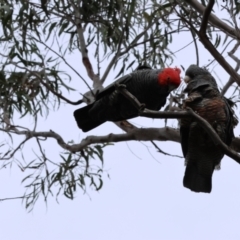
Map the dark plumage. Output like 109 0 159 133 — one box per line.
74 66 181 132
180 65 237 193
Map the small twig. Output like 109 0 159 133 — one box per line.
205 38 235 68
190 29 199 66
151 141 183 158
40 80 83 105
221 43 240 95
221 62 239 96
0 195 26 201
0 137 30 161
31 35 92 92
8 56 86 105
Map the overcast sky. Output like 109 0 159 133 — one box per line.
0 7 240 240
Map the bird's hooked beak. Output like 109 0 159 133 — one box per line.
184 75 191 83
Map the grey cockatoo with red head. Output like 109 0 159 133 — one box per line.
180 64 237 193
74 66 181 132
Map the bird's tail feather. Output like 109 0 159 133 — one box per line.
183 164 213 193
74 104 105 132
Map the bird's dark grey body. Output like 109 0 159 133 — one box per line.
180 64 237 193
74 68 178 132
89 69 169 122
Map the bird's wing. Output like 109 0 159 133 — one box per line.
180 91 203 157
223 97 238 145
96 74 132 100
180 123 190 158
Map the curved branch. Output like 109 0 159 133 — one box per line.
178 1 240 86
140 108 240 164
221 63 239 96
199 0 215 33
40 79 84 105
116 85 240 163
69 0 100 87
3 113 240 164
197 1 240 86
2 126 179 152
190 29 199 66
184 0 239 39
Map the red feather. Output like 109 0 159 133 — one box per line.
158 67 181 86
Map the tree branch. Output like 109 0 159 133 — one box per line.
221 63 239 96
184 0 239 39
150 140 183 158
221 43 240 95
178 1 240 86
199 0 215 34
116 86 240 164
69 0 100 87
197 1 240 86
140 108 240 164
2 116 240 164
40 77 84 105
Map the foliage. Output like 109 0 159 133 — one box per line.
0 0 239 210
21 143 110 211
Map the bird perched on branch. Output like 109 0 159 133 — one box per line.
74 66 181 132
180 64 238 193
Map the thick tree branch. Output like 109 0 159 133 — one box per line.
178 1 240 86
199 0 215 33
3 114 240 164
140 108 240 164
69 0 100 88
197 1 240 86
116 86 240 164
2 126 179 153
184 0 239 39
141 109 191 119
198 20 240 86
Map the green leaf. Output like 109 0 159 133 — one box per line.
46 22 57 41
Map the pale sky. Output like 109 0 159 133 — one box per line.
0 7 240 240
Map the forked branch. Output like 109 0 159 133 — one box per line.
117 85 240 164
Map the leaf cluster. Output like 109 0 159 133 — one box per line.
21 143 111 211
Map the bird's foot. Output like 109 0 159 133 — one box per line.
115 83 126 89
